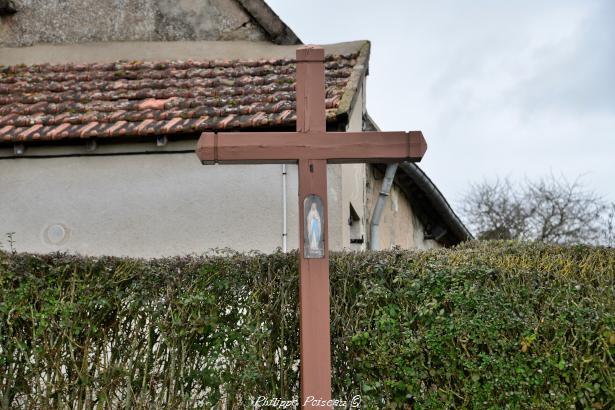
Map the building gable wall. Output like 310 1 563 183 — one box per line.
0 0 267 47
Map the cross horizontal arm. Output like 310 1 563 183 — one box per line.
196 131 427 164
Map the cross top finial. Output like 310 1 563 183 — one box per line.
297 45 324 62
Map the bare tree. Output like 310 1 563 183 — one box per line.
461 175 609 245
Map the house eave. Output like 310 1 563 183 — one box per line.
0 119 351 159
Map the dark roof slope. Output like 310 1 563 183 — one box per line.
0 45 369 143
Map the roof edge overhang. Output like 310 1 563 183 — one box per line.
336 41 370 125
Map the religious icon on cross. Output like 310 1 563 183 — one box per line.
305 195 324 258
197 45 426 409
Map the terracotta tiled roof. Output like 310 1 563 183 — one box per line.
0 51 366 143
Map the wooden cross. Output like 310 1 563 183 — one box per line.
196 45 426 408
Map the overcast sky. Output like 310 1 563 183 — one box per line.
267 0 615 211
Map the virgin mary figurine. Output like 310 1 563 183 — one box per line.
306 201 323 257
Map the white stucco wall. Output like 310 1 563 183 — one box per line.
1 154 279 256
0 151 359 256
340 78 368 251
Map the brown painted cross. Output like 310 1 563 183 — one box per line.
196 45 426 408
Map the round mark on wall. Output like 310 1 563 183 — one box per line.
44 223 70 245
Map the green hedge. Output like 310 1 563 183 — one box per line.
0 242 613 409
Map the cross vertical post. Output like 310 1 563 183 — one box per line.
296 46 332 407
196 44 428 410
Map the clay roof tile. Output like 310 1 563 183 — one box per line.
0 45 370 143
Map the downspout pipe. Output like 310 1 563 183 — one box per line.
282 164 288 252
369 163 398 250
